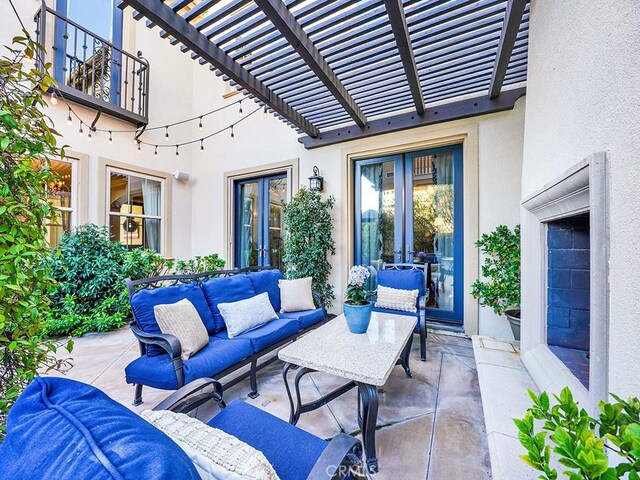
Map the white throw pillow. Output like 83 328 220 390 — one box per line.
278 277 316 313
154 299 209 360
142 410 280 480
374 285 419 313
217 292 278 338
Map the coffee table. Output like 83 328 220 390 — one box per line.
278 311 417 473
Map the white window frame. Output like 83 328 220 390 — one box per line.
106 166 166 253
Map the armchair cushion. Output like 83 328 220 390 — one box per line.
201 275 257 333
247 269 285 312
0 377 199 480
131 281 216 355
208 400 328 480
278 308 326 329
377 268 426 298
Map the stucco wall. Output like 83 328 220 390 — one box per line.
521 0 640 397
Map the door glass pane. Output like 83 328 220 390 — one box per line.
237 182 260 269
267 177 287 271
360 161 396 270
67 0 116 41
412 153 455 311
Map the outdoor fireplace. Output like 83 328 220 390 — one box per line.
521 152 608 412
546 214 590 388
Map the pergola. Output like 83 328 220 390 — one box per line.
120 0 529 149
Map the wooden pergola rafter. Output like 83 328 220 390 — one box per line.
119 0 530 149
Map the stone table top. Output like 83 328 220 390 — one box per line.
278 312 417 386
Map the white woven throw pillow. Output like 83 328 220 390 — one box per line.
217 292 278 338
142 409 280 480
154 298 209 360
375 285 419 313
278 277 315 312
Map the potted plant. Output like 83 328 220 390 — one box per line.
471 225 521 339
344 265 373 334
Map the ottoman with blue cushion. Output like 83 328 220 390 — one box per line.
0 377 363 480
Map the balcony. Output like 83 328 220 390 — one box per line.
35 3 149 126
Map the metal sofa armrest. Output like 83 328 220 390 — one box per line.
311 290 324 309
130 323 183 361
153 378 226 420
307 433 364 480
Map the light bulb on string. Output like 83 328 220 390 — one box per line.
87 130 92 142
165 126 170 142
198 117 203 131
238 101 243 116
108 131 113 144
78 122 84 136
137 141 141 154
230 125 235 141
67 107 72 126
200 139 205 153
154 145 158 158
263 105 268 118
50 90 58 105
175 145 180 158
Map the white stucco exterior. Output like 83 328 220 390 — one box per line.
520 0 640 400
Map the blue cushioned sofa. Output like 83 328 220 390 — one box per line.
125 268 328 405
372 263 428 361
0 377 363 480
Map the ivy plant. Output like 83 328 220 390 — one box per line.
516 387 640 479
0 34 73 438
282 188 336 307
471 224 521 315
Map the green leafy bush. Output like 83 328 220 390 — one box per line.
516 387 640 479
0 34 72 438
45 224 227 336
471 224 521 315
282 188 336 307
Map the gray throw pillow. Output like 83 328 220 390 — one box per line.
218 292 278 338
153 298 209 360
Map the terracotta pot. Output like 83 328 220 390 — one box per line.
505 308 521 341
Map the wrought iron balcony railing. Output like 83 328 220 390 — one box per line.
35 2 149 126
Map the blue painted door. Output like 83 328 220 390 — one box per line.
355 145 464 325
235 175 287 270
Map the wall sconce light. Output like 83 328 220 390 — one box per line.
308 166 324 192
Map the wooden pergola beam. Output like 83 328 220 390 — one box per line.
253 0 367 128
488 0 527 99
384 0 425 115
119 0 319 137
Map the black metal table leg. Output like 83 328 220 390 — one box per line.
357 383 380 474
396 334 413 378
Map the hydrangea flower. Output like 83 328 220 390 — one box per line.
345 265 371 305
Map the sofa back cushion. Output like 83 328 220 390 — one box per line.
377 268 426 299
131 281 216 355
247 269 285 312
0 377 199 480
201 274 257 333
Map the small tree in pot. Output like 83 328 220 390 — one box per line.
471 224 521 339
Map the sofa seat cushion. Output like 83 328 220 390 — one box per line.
0 377 199 480
377 268 426 298
201 275 257 333
218 318 299 353
278 308 326 329
208 400 327 480
131 281 216 355
125 336 254 390
247 269 285 312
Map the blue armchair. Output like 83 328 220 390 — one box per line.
372 263 427 361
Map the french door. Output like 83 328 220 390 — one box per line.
235 174 287 271
354 145 464 325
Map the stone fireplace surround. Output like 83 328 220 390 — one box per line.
520 152 609 413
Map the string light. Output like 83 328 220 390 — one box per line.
154 145 158 158
230 125 235 141
78 122 83 136
165 126 170 142
67 107 72 126
87 130 92 142
263 105 268 118
175 145 179 158
50 90 58 105
137 142 142 153
198 117 203 131
108 131 113 144
238 101 243 116
200 139 205 153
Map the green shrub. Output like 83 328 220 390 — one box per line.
516 387 640 479
282 188 336 307
471 224 521 315
0 34 73 438
173 253 225 275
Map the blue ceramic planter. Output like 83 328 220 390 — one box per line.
343 302 373 334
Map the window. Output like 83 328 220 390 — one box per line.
46 158 77 248
107 169 163 253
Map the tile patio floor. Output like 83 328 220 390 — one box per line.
48 328 492 479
